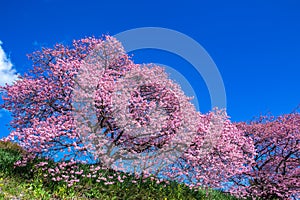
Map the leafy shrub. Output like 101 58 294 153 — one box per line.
0 140 35 178
0 141 24 174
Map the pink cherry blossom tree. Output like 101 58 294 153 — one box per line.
0 36 256 192
234 112 300 199
0 36 200 183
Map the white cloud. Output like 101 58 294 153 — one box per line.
0 41 18 86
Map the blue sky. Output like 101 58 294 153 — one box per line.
0 0 299 138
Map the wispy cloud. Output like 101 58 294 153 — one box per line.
0 41 18 86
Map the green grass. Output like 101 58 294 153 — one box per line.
0 171 239 200
0 141 240 200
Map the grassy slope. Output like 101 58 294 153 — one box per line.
0 172 239 200
0 141 240 200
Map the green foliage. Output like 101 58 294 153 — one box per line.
0 140 39 180
0 172 239 199
0 149 240 200
0 141 23 175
